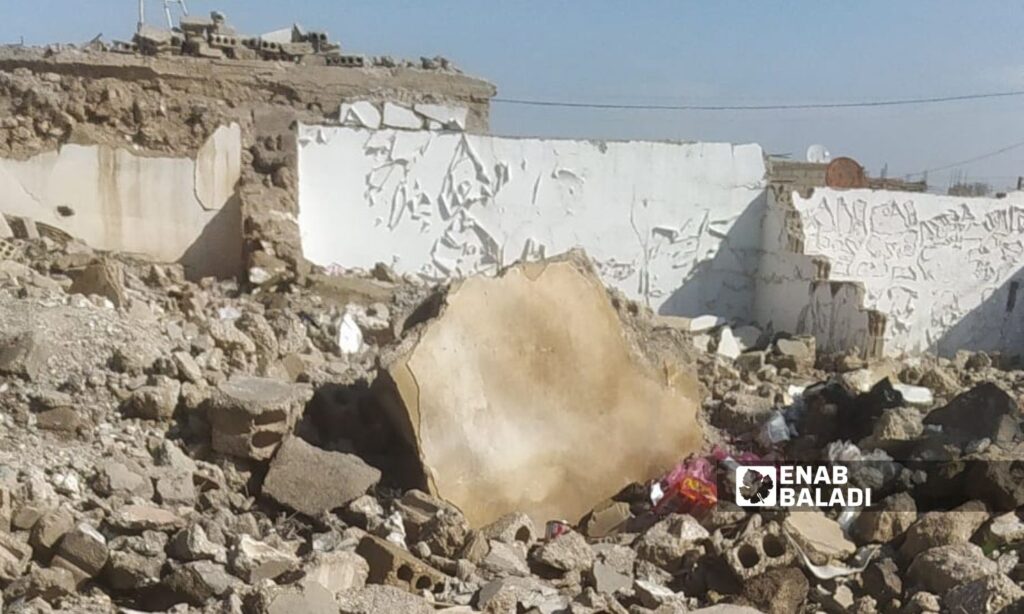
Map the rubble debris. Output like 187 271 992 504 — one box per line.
0 177 1022 613
906 543 999 594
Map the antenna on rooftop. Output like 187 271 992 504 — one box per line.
164 0 189 29
137 0 190 31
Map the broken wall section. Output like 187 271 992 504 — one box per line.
793 188 1024 357
754 183 885 359
0 124 242 279
297 126 768 321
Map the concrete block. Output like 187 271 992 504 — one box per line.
205 376 313 460
355 534 447 593
381 102 422 130
263 436 381 517
724 521 794 580
375 253 702 526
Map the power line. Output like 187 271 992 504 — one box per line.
909 137 1024 177
493 89 1024 111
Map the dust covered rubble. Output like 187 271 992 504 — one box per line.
2 232 1024 613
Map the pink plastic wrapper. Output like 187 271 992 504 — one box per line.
653 447 761 516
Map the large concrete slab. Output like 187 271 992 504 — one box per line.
378 252 703 527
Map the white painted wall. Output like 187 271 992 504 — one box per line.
297 125 767 319
0 125 242 279
793 188 1024 355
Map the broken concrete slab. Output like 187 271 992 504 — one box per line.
783 511 855 565
414 103 468 130
376 252 703 526
263 436 381 517
339 101 382 129
381 102 422 130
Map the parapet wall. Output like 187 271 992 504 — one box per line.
297 125 768 321
793 188 1024 356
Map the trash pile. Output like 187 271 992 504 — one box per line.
1 224 1024 614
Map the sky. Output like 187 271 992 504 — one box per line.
2 0 1023 191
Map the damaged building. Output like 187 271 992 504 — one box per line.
0 11 1023 614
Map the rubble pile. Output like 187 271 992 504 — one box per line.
2 226 1024 614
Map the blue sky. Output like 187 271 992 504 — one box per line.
3 0 1023 190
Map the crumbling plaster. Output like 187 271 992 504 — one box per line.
0 124 242 279
297 125 768 320
793 188 1024 356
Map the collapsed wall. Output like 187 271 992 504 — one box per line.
0 47 495 280
793 188 1024 357
297 125 768 321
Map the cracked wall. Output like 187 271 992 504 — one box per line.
0 124 242 279
793 188 1024 356
297 125 767 320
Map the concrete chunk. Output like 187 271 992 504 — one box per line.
205 376 312 460
376 253 702 526
51 523 108 584
263 436 381 517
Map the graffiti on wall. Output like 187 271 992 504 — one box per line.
796 190 1024 352
300 126 766 317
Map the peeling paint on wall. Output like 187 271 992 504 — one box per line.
297 125 768 318
793 189 1024 356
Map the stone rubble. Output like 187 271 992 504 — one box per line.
0 224 1023 614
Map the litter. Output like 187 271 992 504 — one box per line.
785 529 879 580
